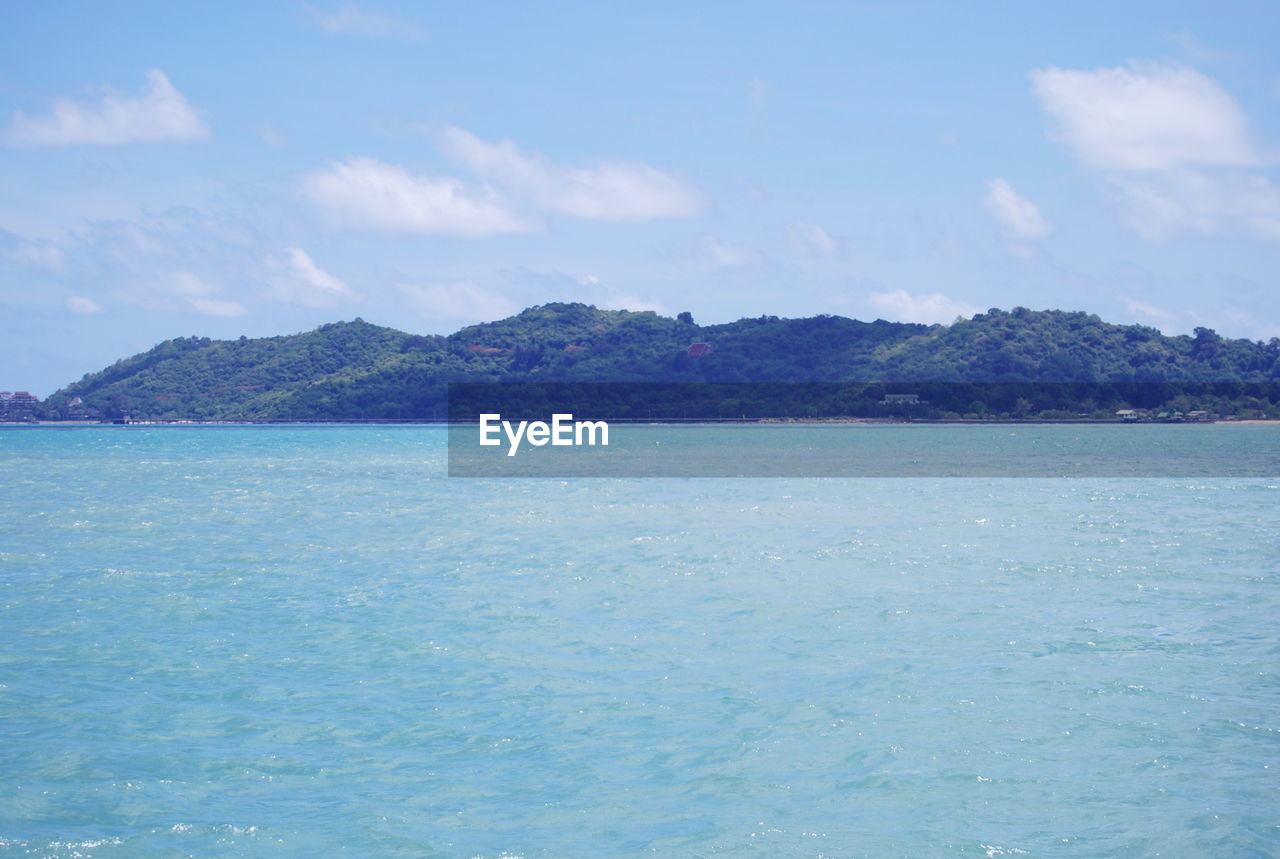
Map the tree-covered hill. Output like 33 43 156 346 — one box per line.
37 303 1280 421
44 319 425 420
875 308 1279 382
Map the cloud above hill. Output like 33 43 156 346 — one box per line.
1032 62 1279 242
4 70 208 146
267 248 360 307
1031 63 1260 171
302 128 704 237
302 157 535 238
870 289 978 324
984 179 1053 240
439 126 705 221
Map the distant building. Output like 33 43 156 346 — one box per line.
1116 409 1139 422
881 393 921 405
1 390 39 420
686 342 712 358
1186 410 1211 422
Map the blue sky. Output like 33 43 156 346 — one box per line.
2 1 1278 395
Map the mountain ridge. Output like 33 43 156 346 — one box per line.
36 303 1280 421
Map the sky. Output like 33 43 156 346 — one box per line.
1 1 1278 395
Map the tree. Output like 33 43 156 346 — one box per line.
1193 327 1222 360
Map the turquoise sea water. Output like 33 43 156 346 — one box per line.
1 426 1277 857
449 422 1280 477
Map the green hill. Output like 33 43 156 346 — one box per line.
38 304 1280 421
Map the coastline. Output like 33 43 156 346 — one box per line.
6 418 1278 427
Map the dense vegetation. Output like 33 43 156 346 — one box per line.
37 304 1280 421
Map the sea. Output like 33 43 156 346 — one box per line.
1 425 1277 857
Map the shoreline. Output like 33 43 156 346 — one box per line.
5 418 1278 427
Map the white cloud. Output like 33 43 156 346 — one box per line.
1032 61 1280 244
65 296 103 316
574 274 671 315
399 281 517 322
1221 308 1280 342
791 222 837 255
307 3 422 38
2 237 66 272
168 271 246 315
708 238 759 268
269 248 359 307
1111 170 1280 242
984 178 1053 239
188 297 247 317
869 289 978 325
305 130 704 238
1122 297 1178 332
16 244 67 271
4 70 208 146
302 157 534 238
599 291 671 315
1030 62 1261 172
172 271 218 297
440 126 704 221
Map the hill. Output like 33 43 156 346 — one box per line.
37 304 1280 421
